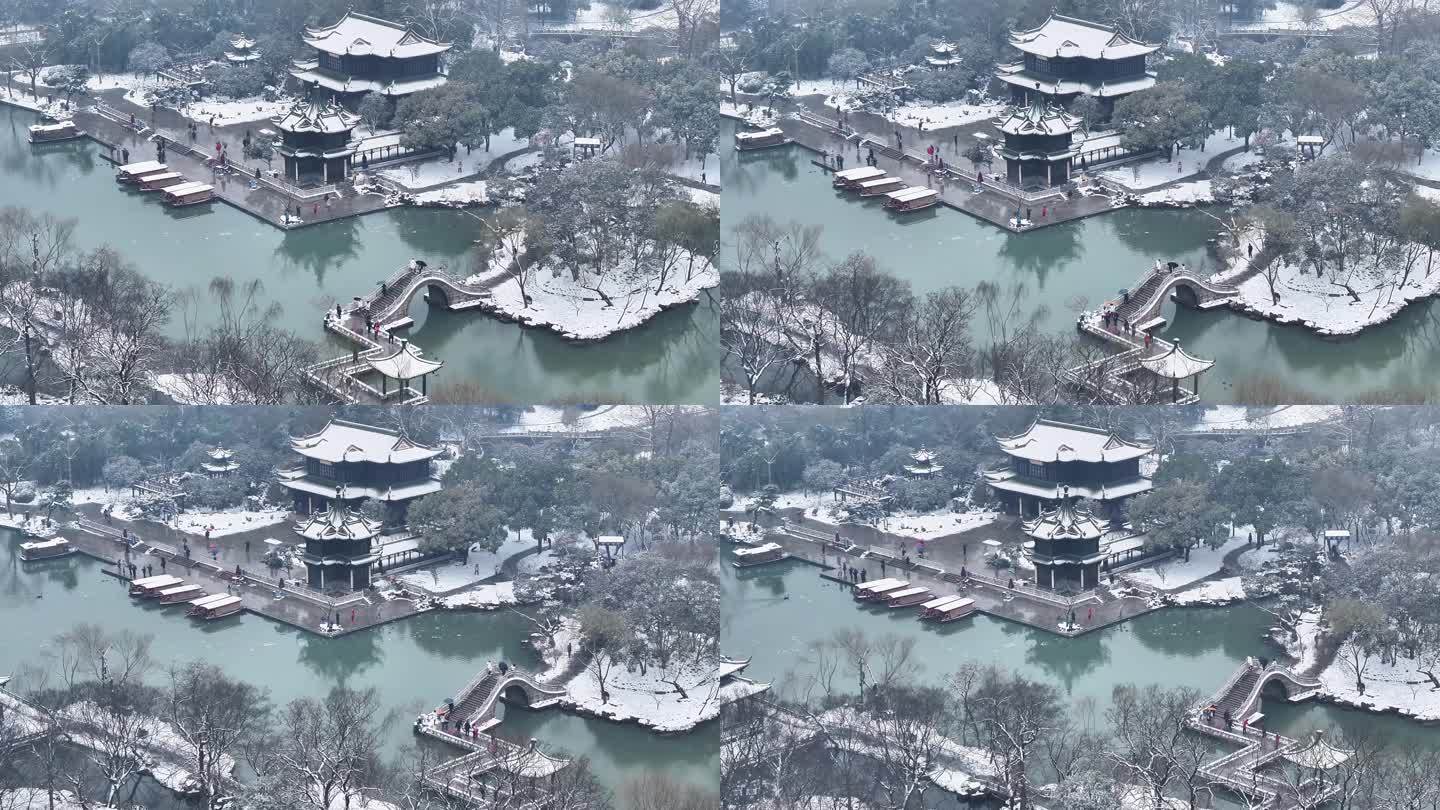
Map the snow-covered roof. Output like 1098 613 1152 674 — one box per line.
996 63 1157 98
1139 341 1214 379
289 62 448 96
278 473 443 502
996 418 1152 463
19 537 70 551
297 506 383 542
272 99 360 135
985 470 1152 501
733 542 782 557
230 34 256 49
1009 14 1159 60
302 11 451 58
368 341 443 380
999 102 1081 137
1022 497 1106 541
289 419 441 464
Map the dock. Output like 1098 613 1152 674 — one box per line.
763 521 1155 637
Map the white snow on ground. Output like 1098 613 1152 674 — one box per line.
1319 639 1440 721
169 508 289 537
1194 405 1339 433
504 151 544 173
1239 0 1387 32
496 404 655 434
83 71 156 93
787 77 855 99
1228 246 1440 336
0 87 74 119
1124 533 1248 591
151 372 247 405
1290 609 1324 674
562 657 718 732
891 98 1009 131
5 789 119 810
400 531 535 593
178 96 293 126
1172 575 1246 605
1099 127 1257 191
380 157 476 189
1137 179 1214 206
71 485 126 507
872 510 997 540
438 581 518 609
939 378 1005 405
412 179 489 207
562 1 679 30
480 251 719 341
667 151 718 185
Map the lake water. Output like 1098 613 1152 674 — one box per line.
0 105 717 405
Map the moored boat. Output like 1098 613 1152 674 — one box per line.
734 127 791 151
136 171 188 191
884 585 933 608
157 583 206 604
731 542 786 568
853 577 908 602
831 166 886 189
28 121 84 143
924 596 976 622
116 161 167 183
18 536 76 561
884 186 940 212
188 594 243 620
856 176 906 197
128 574 184 597
161 181 214 207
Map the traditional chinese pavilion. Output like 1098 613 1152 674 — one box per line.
272 99 360 185
1022 488 1106 591
984 418 1152 521
925 41 962 69
289 11 450 104
998 101 1082 188
202 447 239 477
995 14 1158 116
225 34 261 63
278 419 442 526
903 448 943 477
296 504 382 590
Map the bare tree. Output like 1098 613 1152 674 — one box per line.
164 662 273 808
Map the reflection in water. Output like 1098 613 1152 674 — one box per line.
1023 628 1110 695
297 624 387 684
996 221 1084 291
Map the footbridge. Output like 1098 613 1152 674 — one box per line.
1187 658 1336 810
303 259 514 404
1066 261 1238 404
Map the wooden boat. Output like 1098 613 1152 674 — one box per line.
853 577 908 602
884 186 940 212
136 171 187 191
18 536 76 561
185 593 231 611
734 127 791 151
924 596 976 623
161 181 214 207
856 176 906 197
128 574 184 597
731 542 786 568
28 121 84 143
188 594 243 620
157 583 206 604
831 166 886 189
115 160 167 183
884 586 933 608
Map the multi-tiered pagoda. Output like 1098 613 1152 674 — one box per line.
995 14 1158 117
1022 488 1107 591
296 505 382 590
289 11 450 104
202 447 239 477
225 34 261 63
278 419 442 526
998 101 1082 188
984 418 1152 522
271 99 360 185
903 448 944 477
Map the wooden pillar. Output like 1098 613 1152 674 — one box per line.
422 374 428 395
323 160 329 184
1050 568 1055 589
